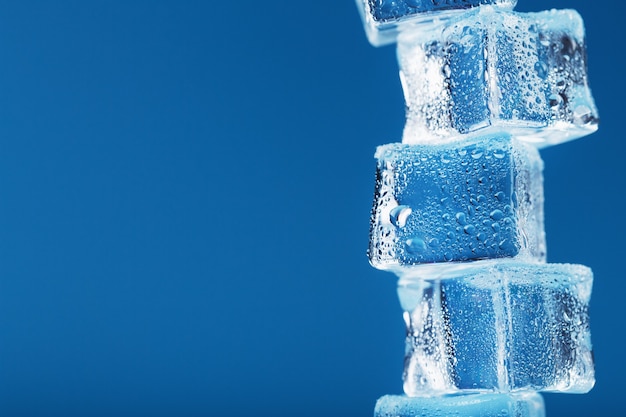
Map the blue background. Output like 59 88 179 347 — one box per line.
0 1 621 416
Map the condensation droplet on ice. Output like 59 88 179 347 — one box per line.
390 205 413 228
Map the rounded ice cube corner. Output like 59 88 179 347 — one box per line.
354 0 517 47
368 133 546 273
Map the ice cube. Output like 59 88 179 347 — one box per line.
399 261 594 395
368 133 545 273
355 0 517 47
398 8 598 147
375 392 545 417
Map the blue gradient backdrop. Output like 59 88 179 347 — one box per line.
0 1 621 416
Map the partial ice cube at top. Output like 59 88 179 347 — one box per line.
398 8 598 147
355 0 517 47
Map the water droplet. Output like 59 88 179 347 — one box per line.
534 61 548 78
477 232 487 242
470 149 483 159
464 224 476 235
428 238 440 248
563 311 571 322
494 191 506 201
390 205 412 228
490 209 504 220
549 93 563 108
405 237 427 254
455 212 467 225
499 239 516 252
493 149 505 159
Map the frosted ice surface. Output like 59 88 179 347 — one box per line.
398 8 598 147
399 261 595 395
355 0 516 47
368 133 545 273
375 392 545 417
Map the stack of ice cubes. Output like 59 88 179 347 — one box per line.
355 1 598 416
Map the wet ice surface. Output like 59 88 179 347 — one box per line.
375 392 545 417
399 261 595 396
368 133 545 272
398 7 598 147
355 0 517 46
